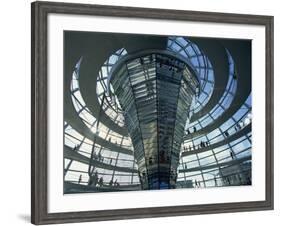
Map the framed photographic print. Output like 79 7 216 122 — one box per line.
31 1 274 224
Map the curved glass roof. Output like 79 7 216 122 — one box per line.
64 35 252 193
96 48 128 127
167 37 215 116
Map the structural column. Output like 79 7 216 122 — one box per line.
109 50 199 190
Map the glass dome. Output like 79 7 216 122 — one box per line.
64 33 252 193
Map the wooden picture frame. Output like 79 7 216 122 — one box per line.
31 1 274 224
